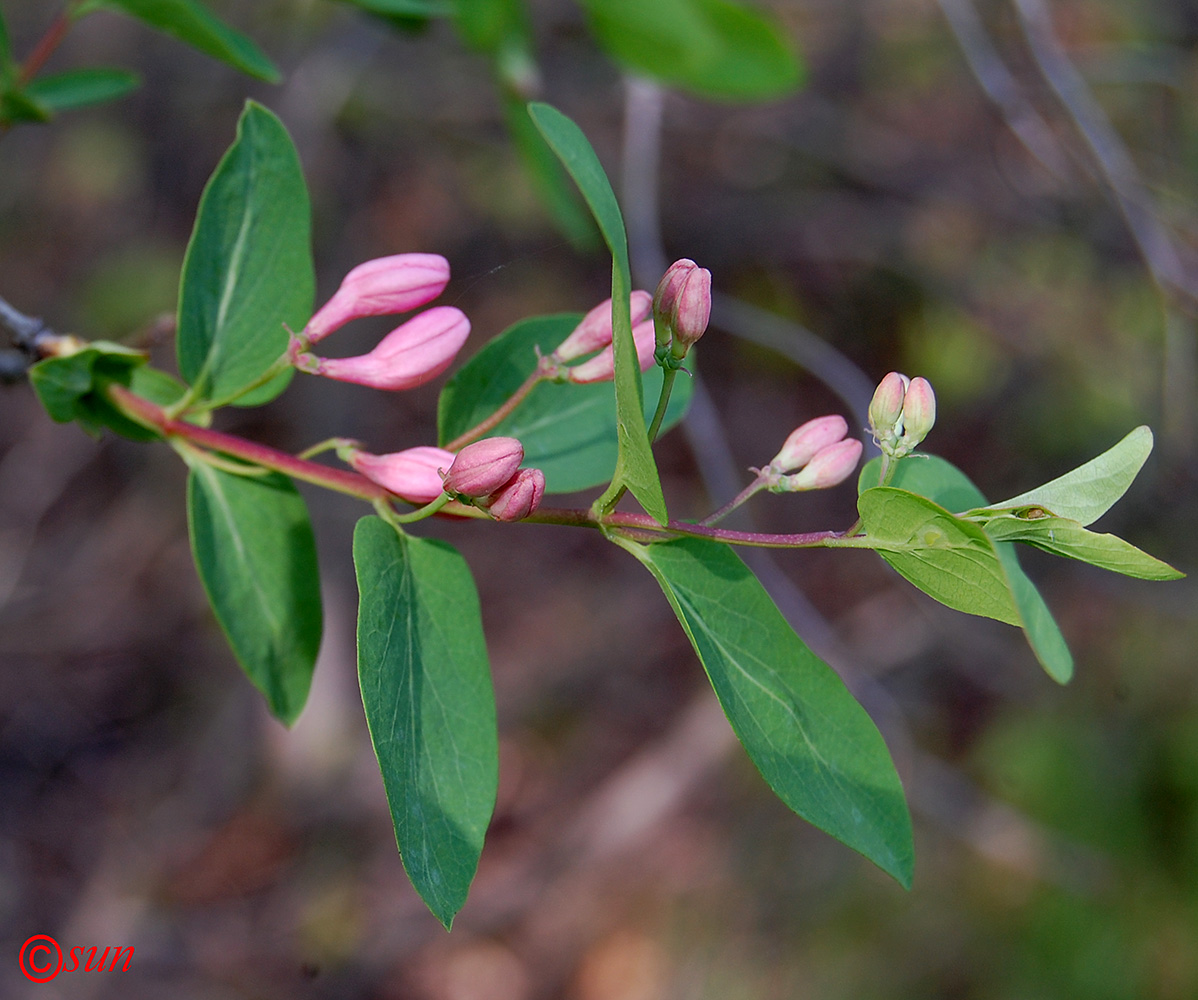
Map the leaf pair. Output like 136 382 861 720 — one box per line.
853 429 1181 683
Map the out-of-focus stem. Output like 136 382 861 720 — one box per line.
17 9 72 88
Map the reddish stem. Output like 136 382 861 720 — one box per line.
18 9 72 88
107 385 857 548
108 385 392 502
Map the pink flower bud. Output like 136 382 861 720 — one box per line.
900 376 936 449
349 446 454 503
670 264 712 354
868 372 909 441
653 259 712 354
565 318 656 384
780 438 863 491
304 254 451 343
770 414 848 473
485 467 545 521
442 437 525 498
310 306 470 391
652 259 692 337
551 291 653 363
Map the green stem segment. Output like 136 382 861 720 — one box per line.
645 367 677 443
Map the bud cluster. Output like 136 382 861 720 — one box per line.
540 292 657 385
652 258 711 363
762 414 863 493
346 437 546 522
290 254 470 391
441 437 546 521
868 372 936 459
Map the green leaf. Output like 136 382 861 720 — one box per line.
857 487 1022 626
983 426 1154 526
1 89 50 124
580 0 802 101
187 464 322 725
981 513 1183 581
437 314 693 493
620 535 913 886
353 518 498 928
857 467 1073 680
24 68 140 112
29 342 146 423
177 101 313 408
26 341 178 439
528 102 667 524
83 0 279 81
858 453 985 513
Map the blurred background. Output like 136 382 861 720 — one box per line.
1 0 1196 996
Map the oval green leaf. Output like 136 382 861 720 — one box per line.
353 518 498 929
186 465 322 725
982 513 1183 581
437 314 693 493
857 474 1073 685
984 426 1153 526
620 535 914 887
177 101 313 407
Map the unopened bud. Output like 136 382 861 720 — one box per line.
868 372 909 444
485 467 545 521
551 291 653 363
348 446 455 503
900 377 936 450
770 415 848 473
776 438 863 492
565 318 656 384
442 437 524 498
306 306 470 391
653 259 712 356
304 253 450 343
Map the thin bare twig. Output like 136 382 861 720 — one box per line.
1011 0 1197 453
937 0 1074 179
